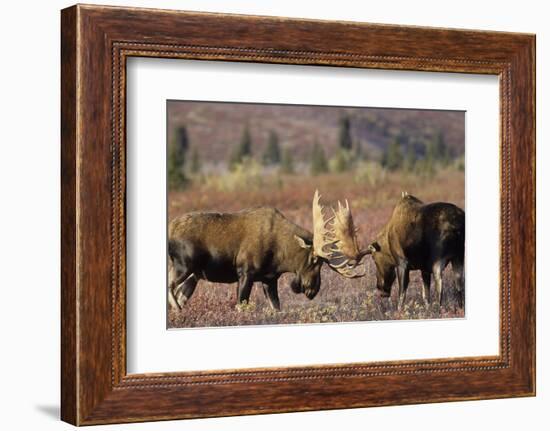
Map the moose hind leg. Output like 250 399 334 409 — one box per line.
396 264 410 311
170 266 190 288
175 274 199 307
432 260 444 308
263 279 281 311
421 271 431 305
168 266 192 310
451 257 465 309
167 287 180 310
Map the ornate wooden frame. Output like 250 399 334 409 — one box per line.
61 4 535 425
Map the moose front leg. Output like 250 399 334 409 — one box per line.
236 268 254 305
396 263 410 311
262 279 281 311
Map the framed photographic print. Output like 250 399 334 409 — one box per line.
61 4 535 425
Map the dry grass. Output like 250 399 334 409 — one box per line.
167 168 465 329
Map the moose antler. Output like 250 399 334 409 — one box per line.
312 191 366 278
312 190 337 260
332 200 360 259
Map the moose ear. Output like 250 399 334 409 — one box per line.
368 241 381 253
294 235 312 250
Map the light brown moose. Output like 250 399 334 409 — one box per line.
167 191 369 311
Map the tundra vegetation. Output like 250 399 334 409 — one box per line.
167 103 465 328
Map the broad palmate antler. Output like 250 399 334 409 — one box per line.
312 190 367 278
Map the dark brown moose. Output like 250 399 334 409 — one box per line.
365 192 465 310
167 191 368 311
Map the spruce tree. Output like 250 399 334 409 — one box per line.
310 141 328 176
354 139 365 161
404 143 416 172
332 149 349 173
441 140 452 167
167 126 189 189
280 147 295 174
240 126 252 158
423 139 437 176
262 130 281 165
189 147 201 174
382 137 403 171
435 130 447 161
229 126 253 170
338 116 353 151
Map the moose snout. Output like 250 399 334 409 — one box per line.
290 277 302 294
304 287 318 300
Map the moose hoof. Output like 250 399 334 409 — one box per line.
168 291 181 310
397 299 407 312
175 293 188 309
235 300 256 312
422 295 431 307
235 300 247 312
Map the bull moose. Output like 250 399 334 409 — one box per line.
167 191 368 311
365 192 465 310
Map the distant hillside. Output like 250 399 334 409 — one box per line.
167 100 464 165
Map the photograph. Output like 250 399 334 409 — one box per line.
166 101 466 328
